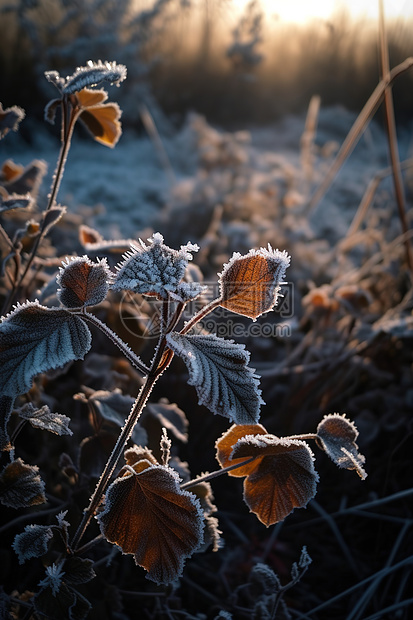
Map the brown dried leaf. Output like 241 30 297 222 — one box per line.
233 435 319 526
217 426 318 526
316 413 367 479
219 246 290 319
98 463 204 584
57 255 110 308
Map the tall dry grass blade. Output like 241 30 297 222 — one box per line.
300 94 321 191
139 104 176 184
305 57 413 215
378 0 413 274
345 159 413 239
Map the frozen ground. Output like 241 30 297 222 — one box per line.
3 105 413 245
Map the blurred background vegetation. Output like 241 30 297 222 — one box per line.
1 0 413 134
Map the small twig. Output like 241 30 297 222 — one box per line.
0 502 70 535
74 534 105 556
180 456 256 490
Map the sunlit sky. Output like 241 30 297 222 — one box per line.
232 0 413 23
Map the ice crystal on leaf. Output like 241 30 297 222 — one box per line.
0 301 92 399
45 61 127 96
316 413 367 479
216 425 318 526
38 562 65 596
98 460 204 585
218 245 290 320
166 332 263 424
112 233 200 299
57 255 111 308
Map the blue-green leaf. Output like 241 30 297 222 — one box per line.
0 302 91 398
166 332 264 424
13 524 54 564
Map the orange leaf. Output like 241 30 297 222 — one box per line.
79 104 122 147
75 87 108 108
1 160 24 182
215 423 267 477
219 246 290 319
98 463 204 584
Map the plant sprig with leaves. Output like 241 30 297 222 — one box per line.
0 61 366 620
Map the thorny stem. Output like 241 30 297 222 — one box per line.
80 310 150 375
180 456 257 490
2 98 80 315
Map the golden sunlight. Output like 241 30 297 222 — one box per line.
231 0 413 23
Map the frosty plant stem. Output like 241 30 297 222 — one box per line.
4 99 80 314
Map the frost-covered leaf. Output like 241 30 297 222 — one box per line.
0 395 13 451
0 193 33 213
2 159 47 197
41 205 66 236
216 425 318 526
76 88 122 148
171 281 207 303
18 403 72 436
218 245 290 319
187 481 222 552
112 232 199 300
316 413 367 479
0 102 25 139
44 97 61 125
98 461 204 585
0 301 92 398
57 255 111 308
249 563 281 595
12 524 54 564
233 435 318 526
45 61 127 95
124 445 158 468
144 399 189 444
0 458 46 508
166 332 263 424
63 557 96 586
78 224 104 246
87 389 147 446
